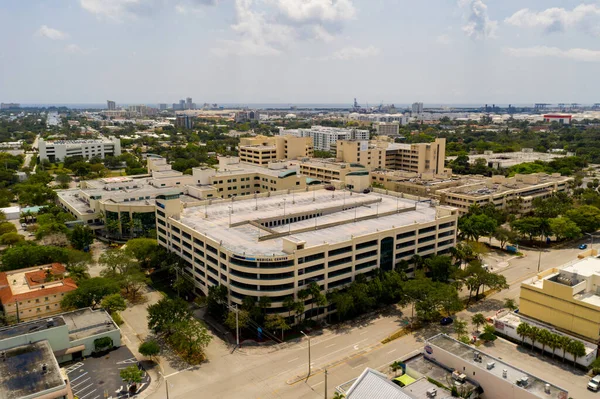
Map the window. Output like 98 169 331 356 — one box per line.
328 246 352 257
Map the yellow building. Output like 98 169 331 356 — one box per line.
336 139 386 170
0 264 77 322
369 169 468 198
238 135 313 166
291 158 367 183
437 173 572 215
519 256 600 343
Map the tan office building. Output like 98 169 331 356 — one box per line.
519 256 600 343
239 135 313 166
370 170 471 198
155 190 458 320
0 264 77 322
437 173 572 215
336 140 387 170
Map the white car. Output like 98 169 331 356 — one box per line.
588 375 600 391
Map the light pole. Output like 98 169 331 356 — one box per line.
228 206 232 228
537 246 542 272
301 331 311 378
586 233 596 251
283 198 287 221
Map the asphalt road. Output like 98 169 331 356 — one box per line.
140 239 593 399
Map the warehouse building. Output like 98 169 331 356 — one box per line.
155 189 458 319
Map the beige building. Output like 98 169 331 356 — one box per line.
369 169 470 198
291 159 367 184
155 189 458 320
424 334 568 399
336 137 447 175
374 122 400 136
519 256 600 344
239 135 313 166
437 173 572 215
0 264 77 322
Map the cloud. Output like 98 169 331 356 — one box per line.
176 0 221 14
36 25 68 40
505 4 600 36
504 46 600 62
459 0 497 39
326 45 380 60
79 0 162 21
270 0 356 24
211 0 296 56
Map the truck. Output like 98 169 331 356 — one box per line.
588 375 600 391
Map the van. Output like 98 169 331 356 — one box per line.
588 375 600 391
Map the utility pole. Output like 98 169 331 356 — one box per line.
235 304 240 348
537 246 542 272
301 331 311 378
324 369 328 399
15 300 19 323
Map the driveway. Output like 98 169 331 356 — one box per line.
65 346 151 399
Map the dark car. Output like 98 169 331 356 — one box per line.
440 317 453 326
579 244 588 250
324 185 336 191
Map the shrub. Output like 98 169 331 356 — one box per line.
111 312 124 326
94 337 113 352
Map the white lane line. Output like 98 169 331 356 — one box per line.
387 349 397 355
69 372 88 383
79 389 97 399
325 344 336 348
164 365 195 378
311 339 369 364
287 357 299 363
311 381 324 388
72 377 91 389
352 361 369 369
73 383 94 394
92 396 100 399
359 331 369 335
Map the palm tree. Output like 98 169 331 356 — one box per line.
516 322 530 345
548 334 560 360
258 296 272 319
390 361 403 377
297 289 309 323
471 313 486 333
454 318 468 338
537 330 551 356
332 393 345 399
283 296 295 324
559 336 572 363
528 326 540 353
568 340 586 367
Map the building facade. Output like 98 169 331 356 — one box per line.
155 190 458 320
0 264 77 322
106 100 116 110
280 126 370 152
519 256 600 343
176 114 194 129
411 102 424 114
39 136 121 162
384 138 446 174
336 140 387 170
374 122 400 136
438 173 572 215
238 135 313 166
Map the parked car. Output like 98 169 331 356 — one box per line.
324 185 335 191
440 317 453 326
588 375 600 391
579 244 588 250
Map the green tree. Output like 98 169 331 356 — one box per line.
537 329 552 355
100 293 127 314
138 340 161 358
558 336 572 362
493 226 518 249
224 309 250 330
147 297 191 335
0 232 24 246
503 298 518 311
55 173 72 187
206 285 228 319
120 366 143 391
458 213 497 242
565 205 600 234
453 318 468 337
511 217 550 241
548 334 560 359
568 340 586 366
479 324 497 342
516 322 530 345
425 255 454 283
471 313 486 332
548 217 581 241
169 319 212 358
61 277 120 309
69 225 94 250
0 222 17 235
264 314 291 341
528 326 540 353
124 238 159 269
306 282 327 321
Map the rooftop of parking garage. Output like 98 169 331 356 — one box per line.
177 190 453 256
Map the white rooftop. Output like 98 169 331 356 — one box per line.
177 190 443 256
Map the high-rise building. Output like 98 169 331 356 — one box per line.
280 126 370 152
0 103 20 110
238 135 313 166
176 114 194 129
374 122 400 136
186 97 193 110
179 99 185 110
411 102 424 114
159 103 167 111
107 100 116 110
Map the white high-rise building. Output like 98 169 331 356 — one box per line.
411 102 424 114
280 126 370 152
39 137 121 162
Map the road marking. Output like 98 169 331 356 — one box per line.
387 349 397 355
311 339 369 364
79 389 97 399
325 344 336 348
352 361 369 369
311 381 324 388
74 383 94 395
69 372 88 383
164 365 195 378
65 363 84 374
287 357 299 363
72 378 91 389
116 357 138 365
359 331 369 335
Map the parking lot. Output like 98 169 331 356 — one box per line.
65 346 151 399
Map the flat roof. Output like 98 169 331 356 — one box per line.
0 341 65 399
439 174 570 197
0 316 66 342
62 308 118 341
177 190 446 256
426 334 567 399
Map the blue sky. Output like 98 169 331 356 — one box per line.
1 0 600 105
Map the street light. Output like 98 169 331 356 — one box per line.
301 331 311 378
228 206 232 228
585 233 597 251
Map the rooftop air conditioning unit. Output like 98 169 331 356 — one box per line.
426 388 437 398
487 362 495 370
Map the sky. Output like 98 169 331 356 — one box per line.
1 0 600 105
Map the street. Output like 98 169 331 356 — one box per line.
130 238 593 399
